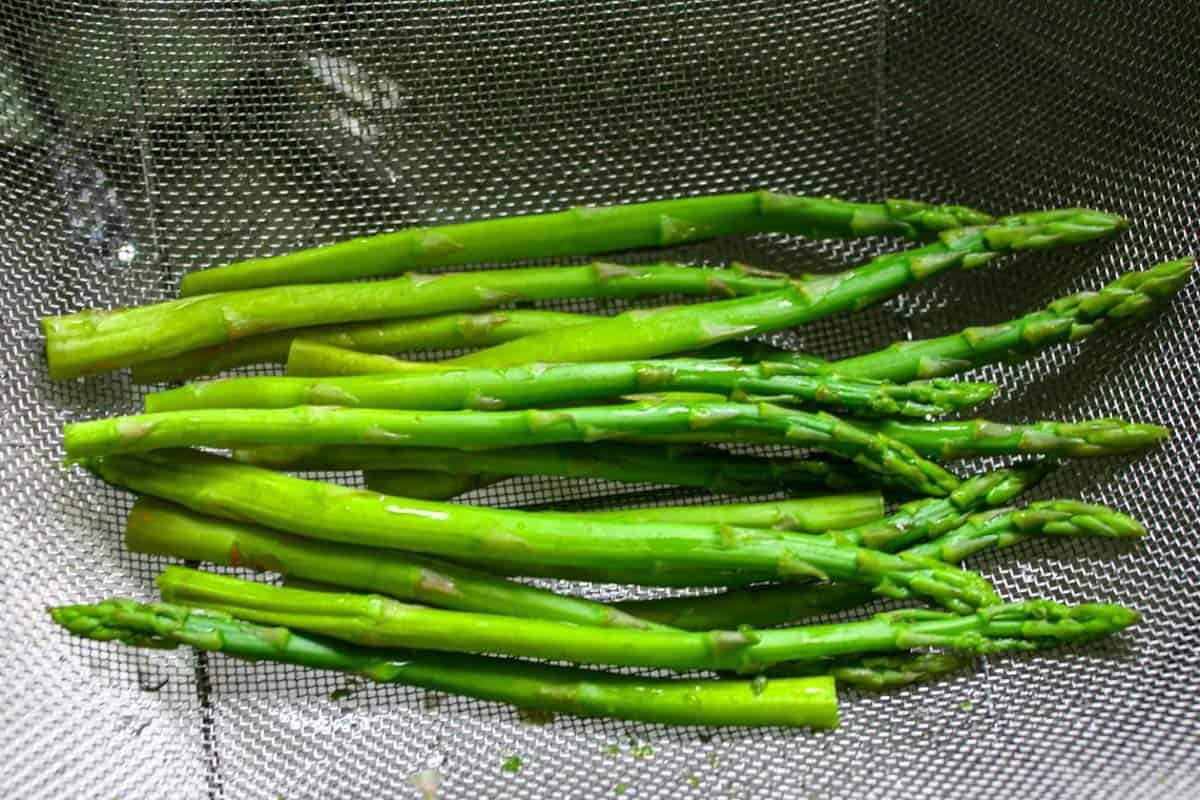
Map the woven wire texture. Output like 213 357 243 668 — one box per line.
1 1 1198 798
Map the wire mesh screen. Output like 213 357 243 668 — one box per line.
1 1 1198 797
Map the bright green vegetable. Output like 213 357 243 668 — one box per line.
43 261 786 380
773 652 971 690
624 500 1143 630
237 442 867 496
157 566 1138 671
442 209 1127 368
285 341 433 377
473 465 1045 587
50 599 840 728
87 450 986 606
362 470 503 500
570 492 883 532
66 402 961 496
858 417 1169 459
179 191 994 295
828 257 1195 381
130 309 592 384
124 497 669 630
147 358 996 418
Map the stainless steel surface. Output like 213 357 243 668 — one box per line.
1 1 1197 798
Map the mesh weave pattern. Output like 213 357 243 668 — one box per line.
1 1 1198 798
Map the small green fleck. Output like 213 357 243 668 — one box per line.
328 680 361 701
686 774 701 788
709 753 720 768
614 783 628 795
631 743 654 760
501 755 522 774
958 700 974 711
601 743 620 757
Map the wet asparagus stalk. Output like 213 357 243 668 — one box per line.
624 500 1144 630
124 497 668 630
858 417 1169 459
156 566 1138 671
49 600 840 728
147 358 996 418
87 450 988 607
66 402 962 497
468 466 1045 587
179 191 994 295
130 309 591 384
238 442 868 496
44 209 1124 379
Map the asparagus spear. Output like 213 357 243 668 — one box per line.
179 191 994 295
66 402 962 496
363 470 503 500
623 500 1143 630
123 497 668 630
157 566 1138 670
237 442 868 496
443 209 1128 369
567 492 883 532
50 600 840 728
286 341 435 377
130 309 593 384
87 451 987 606
43 261 786 380
859 417 1169 459
828 257 1195 381
147 358 996 418
470 465 1046 587
774 652 970 690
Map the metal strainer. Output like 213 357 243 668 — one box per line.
1 1 1197 797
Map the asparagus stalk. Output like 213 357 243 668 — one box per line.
444 209 1127 368
363 470 504 500
87 450 988 606
148 358 996 418
859 418 1169 459
157 566 1138 671
131 309 593 384
43 261 787 380
124 497 669 629
236 442 868 496
568 492 883 532
471 465 1046 587
623 500 1143 630
828 258 1195 381
66 402 962 497
179 191 994 295
773 652 970 690
286 341 434 377
50 600 840 728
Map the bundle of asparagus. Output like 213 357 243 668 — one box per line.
44 190 1189 729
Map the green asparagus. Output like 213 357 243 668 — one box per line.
773 652 971 690
828 258 1195 381
87 450 987 606
131 309 592 384
66 402 961 496
568 492 883 532
147 358 996 418
50 600 840 728
443 209 1128 369
236 442 868 496
285 341 435 377
859 417 1169 459
43 261 787 380
124 497 668 630
179 191 994 295
157 566 1137 671
475 466 1045 588
623 500 1143 630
